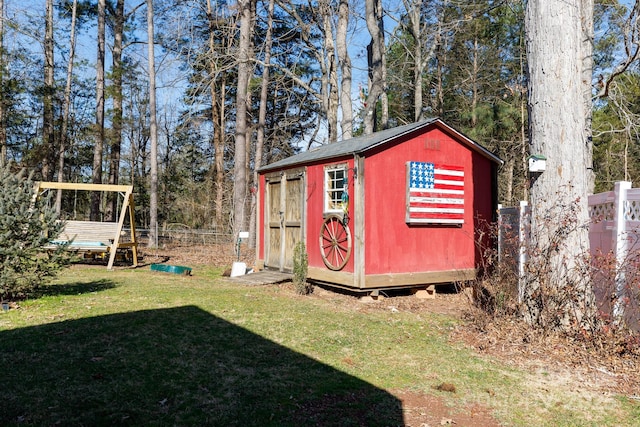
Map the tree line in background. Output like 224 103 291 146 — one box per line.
0 0 639 239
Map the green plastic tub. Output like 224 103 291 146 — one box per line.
150 263 192 275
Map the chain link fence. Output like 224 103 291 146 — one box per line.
130 226 234 247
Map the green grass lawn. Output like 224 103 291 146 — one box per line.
0 265 638 426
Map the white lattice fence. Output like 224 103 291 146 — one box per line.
499 182 640 330
588 182 640 262
588 182 640 329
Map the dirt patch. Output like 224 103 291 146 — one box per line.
394 389 501 427
286 387 500 426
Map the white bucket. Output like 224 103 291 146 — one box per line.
230 262 247 277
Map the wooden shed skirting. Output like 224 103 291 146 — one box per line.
307 266 476 291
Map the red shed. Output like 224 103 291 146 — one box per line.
256 119 502 293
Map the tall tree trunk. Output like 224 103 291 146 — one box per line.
471 29 479 127
207 0 228 230
233 0 254 238
504 157 514 204
276 0 335 144
519 34 528 202
406 0 423 122
364 0 387 134
213 77 226 229
525 0 595 329
91 0 106 220
250 0 274 246
402 0 442 123
42 0 55 181
0 0 6 167
56 0 78 214
433 16 447 117
147 0 159 247
108 0 125 221
336 0 352 140
320 0 338 143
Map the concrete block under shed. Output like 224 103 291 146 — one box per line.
411 285 436 299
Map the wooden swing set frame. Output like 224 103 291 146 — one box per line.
37 182 139 270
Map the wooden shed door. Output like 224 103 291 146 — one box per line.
265 171 305 272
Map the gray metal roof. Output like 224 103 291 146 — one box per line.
259 118 502 172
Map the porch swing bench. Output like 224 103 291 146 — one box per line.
50 220 120 252
38 182 139 270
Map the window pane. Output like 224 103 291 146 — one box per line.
325 167 346 211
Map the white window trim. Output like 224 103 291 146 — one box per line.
324 165 347 213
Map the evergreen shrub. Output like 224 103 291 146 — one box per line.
293 241 311 295
0 166 71 300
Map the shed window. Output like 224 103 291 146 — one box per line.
324 166 346 212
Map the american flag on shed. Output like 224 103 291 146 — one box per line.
406 161 465 224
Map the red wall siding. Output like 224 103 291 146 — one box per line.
305 158 356 273
363 128 493 275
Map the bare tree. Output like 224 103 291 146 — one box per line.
275 0 344 142
147 0 159 247
233 0 255 238
205 0 235 229
590 2 640 192
524 0 595 328
249 0 275 245
594 1 640 100
337 0 353 140
91 0 106 220
319 0 339 142
55 0 79 214
398 0 432 122
42 0 54 180
386 0 462 125
364 0 388 133
107 0 126 221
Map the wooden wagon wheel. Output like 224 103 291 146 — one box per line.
319 214 352 271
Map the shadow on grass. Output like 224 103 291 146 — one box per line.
34 279 117 298
0 306 403 426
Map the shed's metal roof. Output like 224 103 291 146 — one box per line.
259 118 502 172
